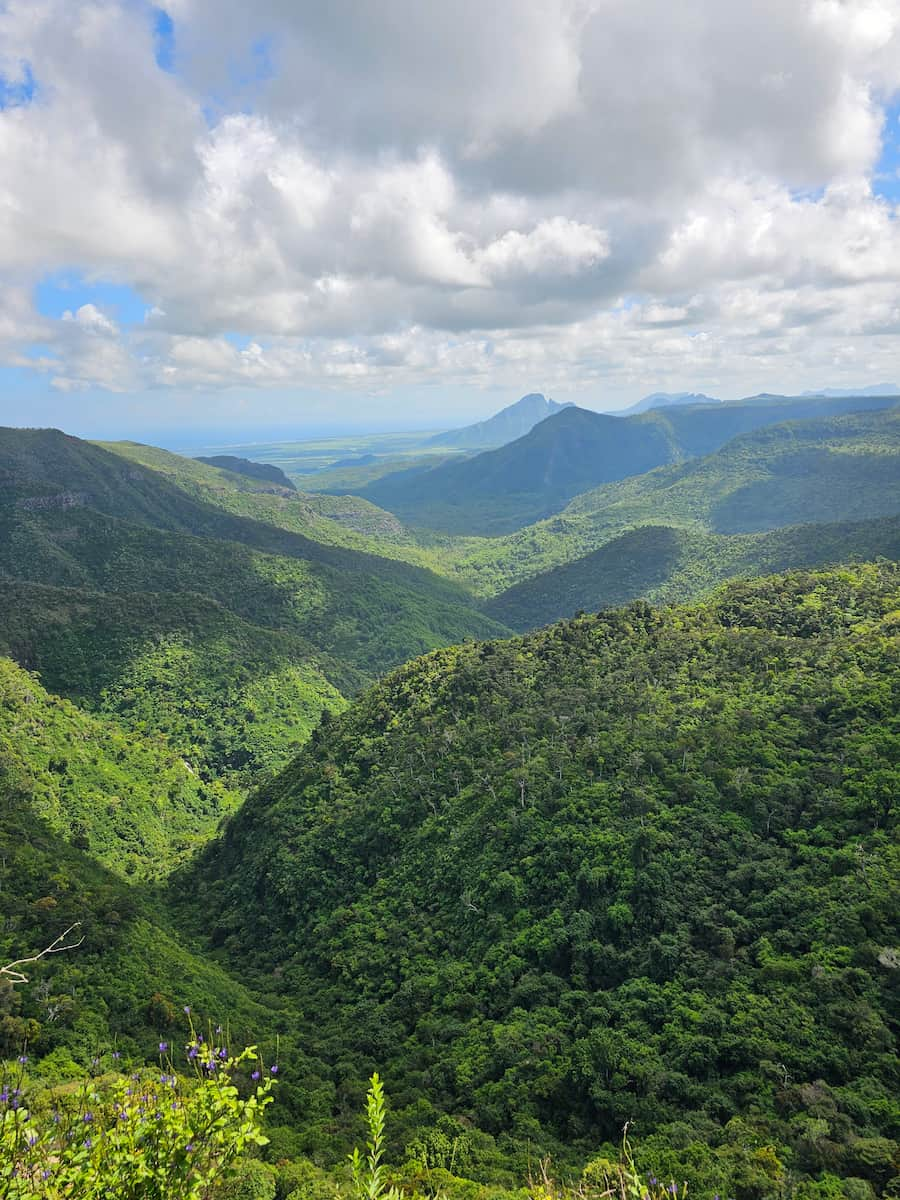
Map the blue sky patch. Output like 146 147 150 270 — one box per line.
0 61 36 109
223 333 255 349
153 8 176 73
36 273 148 324
873 98 900 204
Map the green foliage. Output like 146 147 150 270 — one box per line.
0 430 509 681
190 564 900 1193
194 456 296 491
0 1039 274 1198
444 405 900 598
97 440 442 569
349 1075 400 1200
215 1159 277 1199
0 762 274 1065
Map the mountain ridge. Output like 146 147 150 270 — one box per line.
357 393 900 534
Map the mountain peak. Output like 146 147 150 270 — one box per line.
427 392 574 449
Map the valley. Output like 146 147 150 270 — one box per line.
2 389 898 1200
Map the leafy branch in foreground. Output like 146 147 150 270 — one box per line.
349 1074 400 1200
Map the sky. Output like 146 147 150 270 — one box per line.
1 0 900 439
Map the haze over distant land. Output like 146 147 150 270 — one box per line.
2 2 900 435
800 384 900 398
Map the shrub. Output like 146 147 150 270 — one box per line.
0 1023 275 1199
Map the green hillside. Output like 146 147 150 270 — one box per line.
567 406 900 535
0 428 510 680
186 564 900 1193
359 406 679 533
0 655 239 877
355 395 900 535
99 437 443 568
194 453 297 490
0 581 348 788
487 516 900 629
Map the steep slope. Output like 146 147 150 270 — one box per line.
357 394 900 534
188 564 899 1185
486 516 900 629
0 656 238 877
363 406 679 533
0 582 348 787
428 393 574 449
99 438 445 571
0 755 275 1065
566 406 900 536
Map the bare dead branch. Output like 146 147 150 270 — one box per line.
1 923 84 985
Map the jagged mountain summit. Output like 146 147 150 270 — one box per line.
427 392 573 448
617 391 721 415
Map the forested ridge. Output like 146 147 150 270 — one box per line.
180 563 900 1197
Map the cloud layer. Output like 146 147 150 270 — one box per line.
2 0 900 413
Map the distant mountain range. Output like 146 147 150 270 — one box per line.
616 390 721 415
486 405 900 627
427 392 572 448
358 392 900 534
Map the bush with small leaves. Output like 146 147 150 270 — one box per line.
0 1019 276 1199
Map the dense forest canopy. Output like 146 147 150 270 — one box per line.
182 564 899 1195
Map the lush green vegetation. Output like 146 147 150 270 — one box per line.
186 565 899 1197
3 415 899 1198
0 430 509 680
98 439 444 571
566 408 900 536
0 764 273 1068
0 655 238 877
1 1031 275 1198
487 517 900 630
358 407 679 534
